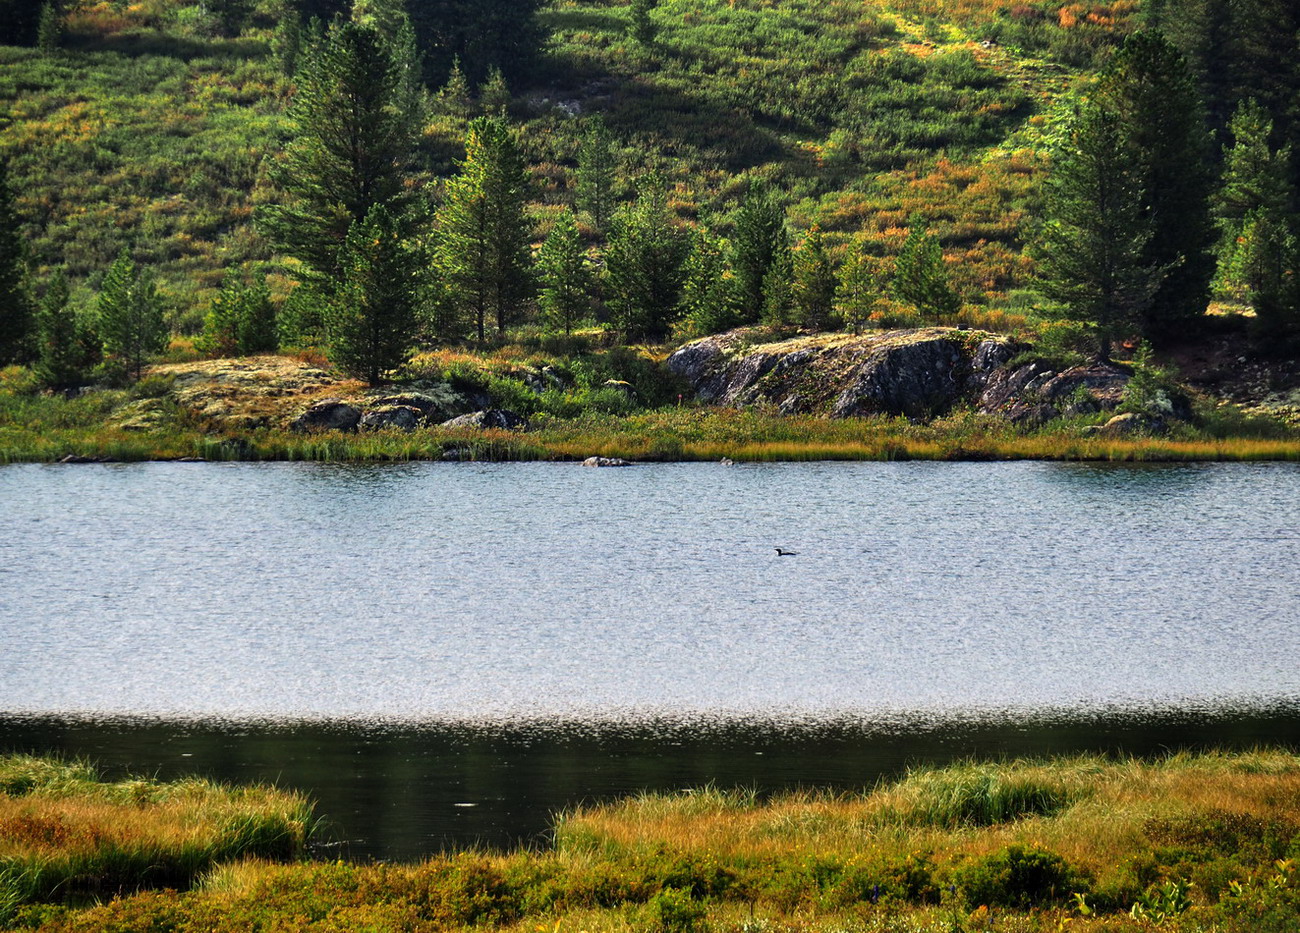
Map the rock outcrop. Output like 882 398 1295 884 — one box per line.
440 409 527 430
667 328 1024 419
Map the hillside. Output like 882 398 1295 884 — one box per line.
0 0 1128 323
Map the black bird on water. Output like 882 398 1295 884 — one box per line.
775 547 799 556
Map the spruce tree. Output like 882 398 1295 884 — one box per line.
892 225 960 322
731 181 788 324
436 116 533 341
837 243 887 334
34 270 91 390
329 204 419 384
435 56 471 122
575 116 618 235
0 156 31 365
257 20 418 285
479 65 511 117
537 208 591 336
1212 100 1295 304
677 225 740 337
1095 30 1214 341
629 0 657 45
791 226 838 331
97 249 167 380
605 176 688 340
1036 103 1168 362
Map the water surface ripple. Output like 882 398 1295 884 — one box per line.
3 460 1298 724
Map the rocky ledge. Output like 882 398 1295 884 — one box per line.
667 327 1176 425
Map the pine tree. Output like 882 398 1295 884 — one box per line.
731 181 788 324
436 116 533 341
1212 100 1295 304
605 175 688 340
836 244 886 333
1095 30 1215 341
37 0 62 54
272 15 303 76
791 226 838 331
1035 103 1169 363
575 116 618 235
892 225 960 322
537 208 591 336
0 156 31 365
97 249 167 380
629 0 657 45
479 65 510 117
677 225 740 337
329 204 419 384
434 56 471 122
199 277 279 357
34 270 92 390
257 20 418 286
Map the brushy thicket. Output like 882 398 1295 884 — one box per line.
4 751 1300 932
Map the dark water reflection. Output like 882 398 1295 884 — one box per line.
3 461 1300 860
3 709 1299 861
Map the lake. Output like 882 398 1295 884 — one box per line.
2 460 1299 858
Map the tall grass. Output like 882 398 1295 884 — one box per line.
6 752 1300 932
0 755 313 915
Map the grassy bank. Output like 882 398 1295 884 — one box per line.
3 401 1300 465
4 751 1299 932
0 756 313 921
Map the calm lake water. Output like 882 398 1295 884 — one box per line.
2 460 1299 858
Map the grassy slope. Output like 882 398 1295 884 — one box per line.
0 0 1128 324
4 751 1299 932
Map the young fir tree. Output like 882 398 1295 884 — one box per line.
677 225 739 338
892 225 960 322
1035 102 1168 363
836 243 886 333
257 20 418 286
1213 100 1296 306
478 65 510 117
273 15 303 76
605 175 688 341
731 181 788 324
1095 30 1214 341
37 0 62 54
200 277 278 357
97 249 167 381
629 0 657 45
0 156 31 365
33 269 92 390
537 208 591 336
436 116 533 341
760 237 795 329
329 204 419 384
792 226 838 331
435 56 471 122
575 116 618 235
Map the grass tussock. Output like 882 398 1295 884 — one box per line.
5 752 1300 932
0 755 313 915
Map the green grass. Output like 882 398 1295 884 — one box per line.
5 752 1299 932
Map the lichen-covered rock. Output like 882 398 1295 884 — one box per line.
980 361 1131 424
359 405 421 432
290 398 362 432
667 327 1018 420
440 409 527 430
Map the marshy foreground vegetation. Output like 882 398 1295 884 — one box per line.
3 751 1300 932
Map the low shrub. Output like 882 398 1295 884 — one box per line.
952 844 1086 909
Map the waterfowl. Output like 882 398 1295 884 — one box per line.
775 548 798 556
